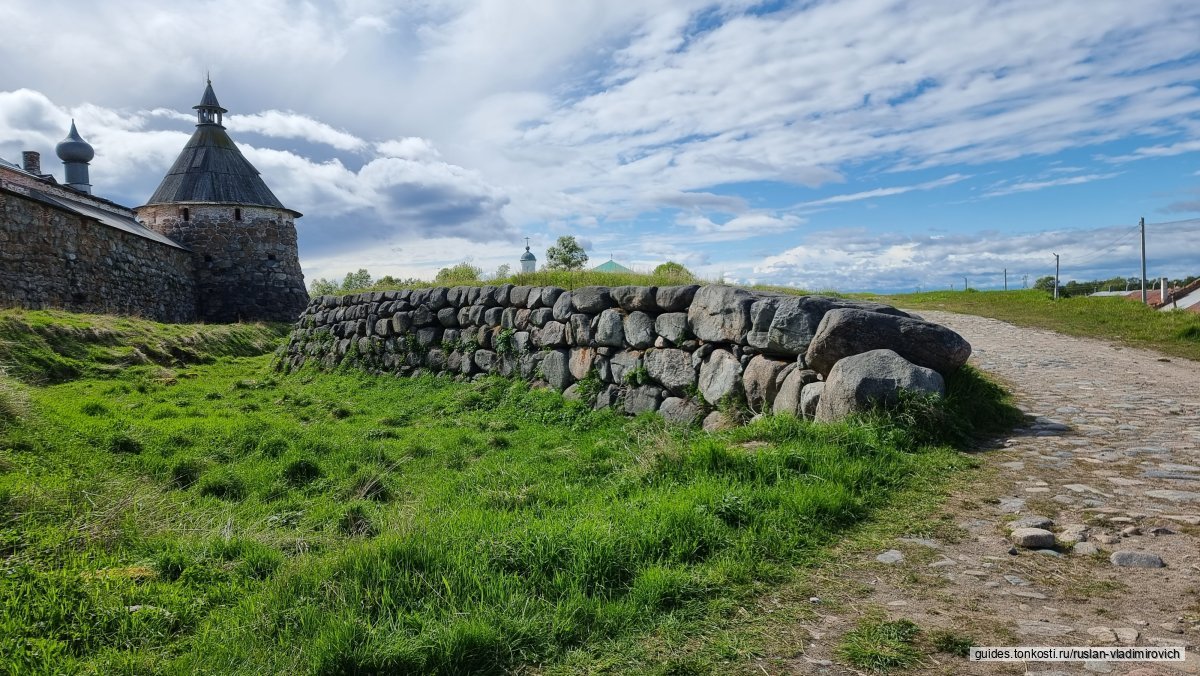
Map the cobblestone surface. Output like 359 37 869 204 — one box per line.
781 311 1200 675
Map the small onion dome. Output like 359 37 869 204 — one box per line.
56 120 94 163
520 246 536 262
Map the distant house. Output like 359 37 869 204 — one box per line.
1101 278 1200 313
1155 278 1200 313
592 259 634 274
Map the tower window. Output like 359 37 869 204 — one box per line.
234 208 242 221
182 207 190 222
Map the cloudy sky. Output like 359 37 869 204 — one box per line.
2 0 1199 291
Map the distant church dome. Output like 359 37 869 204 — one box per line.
56 121 94 164
520 239 536 273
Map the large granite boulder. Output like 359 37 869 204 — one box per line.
644 348 696 393
763 296 910 358
552 292 574 321
540 286 565 308
623 311 655 349
610 350 642 383
610 285 658 313
654 312 690 345
656 284 700 312
625 385 663 414
815 349 945 422
571 286 614 313
806 308 971 376
659 397 702 425
800 381 824 419
688 285 755 343
569 347 596 380
742 355 789 411
542 349 573 391
594 309 625 347
772 367 820 417
698 348 743 405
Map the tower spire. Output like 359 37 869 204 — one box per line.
194 78 228 127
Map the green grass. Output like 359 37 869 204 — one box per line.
0 309 1018 674
865 289 1200 361
0 309 288 384
837 616 923 672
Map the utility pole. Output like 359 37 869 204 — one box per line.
1139 216 1147 304
1004 268 1008 291
1022 274 1028 289
1053 253 1060 300
963 277 968 291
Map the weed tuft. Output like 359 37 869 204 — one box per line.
198 471 248 501
340 502 376 537
283 458 322 487
171 459 204 488
837 617 922 671
106 432 143 455
929 629 973 657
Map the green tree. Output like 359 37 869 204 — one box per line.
435 262 483 284
545 236 588 270
341 269 372 292
653 261 695 281
309 278 339 295
1033 275 1058 294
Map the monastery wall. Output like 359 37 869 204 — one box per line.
0 186 197 322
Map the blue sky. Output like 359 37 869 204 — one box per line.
2 0 1199 291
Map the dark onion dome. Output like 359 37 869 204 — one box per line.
56 120 94 164
520 245 536 262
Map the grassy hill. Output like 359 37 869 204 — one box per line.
0 308 1016 674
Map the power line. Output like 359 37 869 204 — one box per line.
1067 225 1140 269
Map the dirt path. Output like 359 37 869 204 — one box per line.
779 311 1200 675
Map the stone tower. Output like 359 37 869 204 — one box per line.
136 79 308 322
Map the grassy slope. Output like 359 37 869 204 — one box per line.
0 309 1018 674
0 309 288 384
863 289 1200 362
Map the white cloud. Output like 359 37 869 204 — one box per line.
983 172 1122 198
753 219 1200 292
1102 139 1200 163
3 1 1200 287
797 174 970 208
677 211 804 242
231 111 367 151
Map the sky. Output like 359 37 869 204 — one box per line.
2 0 1199 292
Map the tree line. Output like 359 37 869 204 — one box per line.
308 236 695 295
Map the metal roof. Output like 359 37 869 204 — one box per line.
195 81 227 113
142 124 293 211
27 188 187 250
592 260 633 273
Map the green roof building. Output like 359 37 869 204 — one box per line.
592 259 633 274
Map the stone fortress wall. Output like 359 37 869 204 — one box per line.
282 283 972 426
0 184 197 322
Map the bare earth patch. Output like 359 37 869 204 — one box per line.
760 310 1200 675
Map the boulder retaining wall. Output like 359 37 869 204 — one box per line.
281 284 971 424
